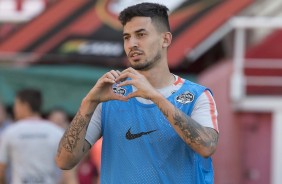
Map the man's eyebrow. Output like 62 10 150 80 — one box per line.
123 29 147 36
123 33 130 37
135 29 146 33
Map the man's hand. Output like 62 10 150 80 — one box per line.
85 70 128 103
115 67 159 100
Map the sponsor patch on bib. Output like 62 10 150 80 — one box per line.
176 91 194 104
113 87 126 96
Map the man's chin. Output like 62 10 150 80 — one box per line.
131 64 152 71
130 64 143 70
128 59 153 71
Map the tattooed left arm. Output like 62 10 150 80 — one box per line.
152 93 218 157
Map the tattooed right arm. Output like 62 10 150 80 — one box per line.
152 93 218 157
55 69 129 169
56 98 99 170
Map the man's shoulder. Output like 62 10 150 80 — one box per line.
0 122 21 139
3 119 64 135
34 120 65 134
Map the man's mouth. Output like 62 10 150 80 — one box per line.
129 51 143 60
132 53 139 57
130 51 142 56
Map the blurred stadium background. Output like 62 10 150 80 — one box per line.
1 0 282 183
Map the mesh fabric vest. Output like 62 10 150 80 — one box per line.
101 80 214 184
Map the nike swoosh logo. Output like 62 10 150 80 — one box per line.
126 128 157 140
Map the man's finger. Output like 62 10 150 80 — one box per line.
101 78 115 84
109 70 121 79
112 94 128 102
104 70 120 81
116 80 133 87
115 72 136 83
126 91 138 99
121 67 139 75
116 70 121 75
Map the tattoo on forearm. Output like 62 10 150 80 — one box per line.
57 111 91 155
173 107 218 149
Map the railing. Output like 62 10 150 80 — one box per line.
230 16 282 101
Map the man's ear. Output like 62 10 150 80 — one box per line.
162 32 172 48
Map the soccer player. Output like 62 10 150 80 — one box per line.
0 89 77 184
56 3 219 184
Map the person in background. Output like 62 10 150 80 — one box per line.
76 152 99 184
48 107 70 130
0 99 12 135
0 99 12 184
0 88 74 184
56 3 219 184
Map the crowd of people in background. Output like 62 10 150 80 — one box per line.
0 89 101 184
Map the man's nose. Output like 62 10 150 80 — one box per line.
128 37 138 49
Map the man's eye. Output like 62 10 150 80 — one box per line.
123 36 130 40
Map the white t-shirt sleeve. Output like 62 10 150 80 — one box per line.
191 90 219 132
85 103 103 146
0 128 10 164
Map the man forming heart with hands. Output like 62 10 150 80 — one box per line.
56 3 219 184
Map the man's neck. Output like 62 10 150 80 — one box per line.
139 65 175 89
20 112 41 120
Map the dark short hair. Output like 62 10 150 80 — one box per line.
16 88 42 113
118 2 170 32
